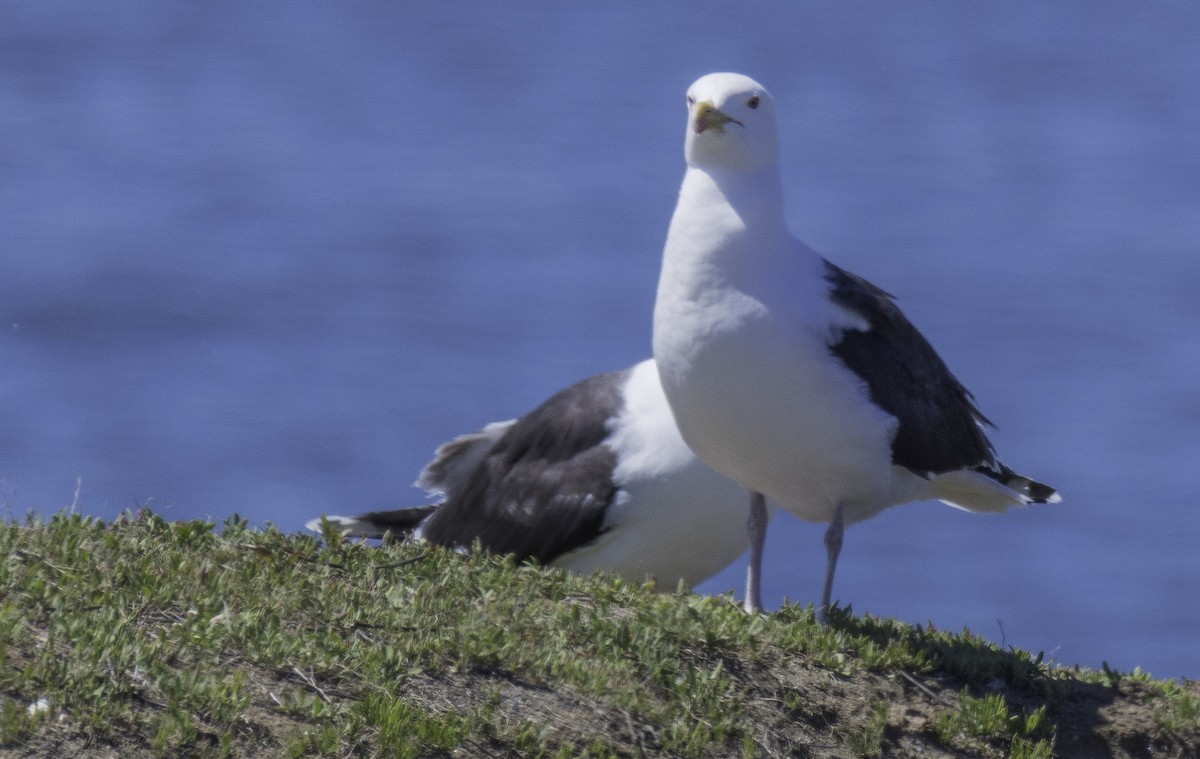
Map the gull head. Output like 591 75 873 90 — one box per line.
683 73 779 172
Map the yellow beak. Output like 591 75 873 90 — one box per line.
694 101 740 134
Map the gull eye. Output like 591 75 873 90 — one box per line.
687 95 695 107
747 95 760 110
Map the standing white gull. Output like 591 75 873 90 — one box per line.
652 72 1059 620
309 359 773 599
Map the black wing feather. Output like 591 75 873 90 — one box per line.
824 261 995 475
332 505 438 537
417 368 628 564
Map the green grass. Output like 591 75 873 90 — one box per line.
932 689 1050 755
0 511 1196 757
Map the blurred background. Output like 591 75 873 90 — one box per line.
2 2 1197 678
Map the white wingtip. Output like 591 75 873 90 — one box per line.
306 514 364 535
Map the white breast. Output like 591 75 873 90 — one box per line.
653 169 912 525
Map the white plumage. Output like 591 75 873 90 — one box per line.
652 72 1059 619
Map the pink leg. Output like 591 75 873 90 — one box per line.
744 491 767 613
818 503 844 623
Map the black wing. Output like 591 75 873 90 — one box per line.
417 368 629 564
320 505 438 538
825 260 995 475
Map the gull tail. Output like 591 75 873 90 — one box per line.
306 505 438 540
928 463 1060 514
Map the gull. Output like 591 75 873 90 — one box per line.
652 72 1059 620
309 359 773 599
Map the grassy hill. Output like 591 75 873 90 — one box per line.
0 511 1196 757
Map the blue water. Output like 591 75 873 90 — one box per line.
3 3 1198 679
